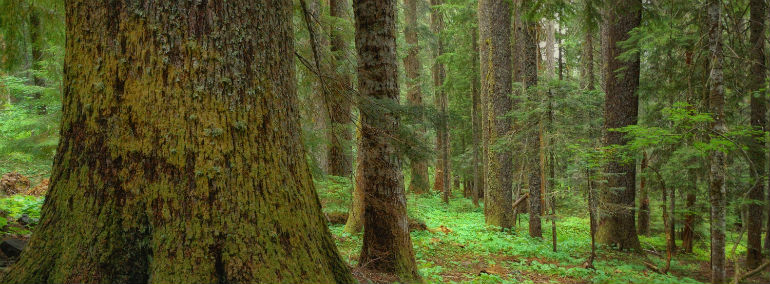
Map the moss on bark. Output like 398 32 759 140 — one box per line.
2 1 354 283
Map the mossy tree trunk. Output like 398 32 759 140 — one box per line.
521 0 542 238
353 0 421 281
596 0 642 251
344 125 365 234
403 0 429 194
2 1 354 283
707 0 727 282
746 0 766 270
479 0 513 229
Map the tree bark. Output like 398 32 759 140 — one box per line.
353 0 421 280
479 0 513 229
746 0 766 270
471 28 482 207
403 0 429 194
344 125 365 234
327 0 354 177
638 152 650 235
707 0 727 282
2 1 355 283
682 169 697 253
308 0 331 175
596 0 642 251
522 0 542 238
431 0 450 202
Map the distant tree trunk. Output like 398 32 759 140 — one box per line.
353 0 421 280
327 0 354 177
344 125 365 234
682 188 696 253
522 0 542 238
404 0 429 193
586 167 598 267
746 0 766 270
471 29 482 207
581 32 595 90
479 0 490 212
431 0 450 202
308 0 330 174
596 0 642 251
638 152 650 235
479 0 513 229
2 1 355 283
707 0 727 282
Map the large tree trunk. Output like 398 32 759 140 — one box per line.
431 0 450 201
707 0 727 282
327 0 354 177
471 28 482 207
638 152 650 235
521 1 542 238
479 0 513 229
403 0 429 193
353 0 421 280
2 1 354 283
746 0 766 270
596 0 642 251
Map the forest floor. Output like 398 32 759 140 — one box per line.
317 177 769 284
0 174 768 283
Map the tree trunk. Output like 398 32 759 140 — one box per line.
522 0 542 238
596 0 642 251
587 166 598 267
707 0 727 282
479 0 490 213
29 7 47 114
308 0 330 175
2 1 355 283
327 0 354 177
746 0 767 270
403 0 429 194
344 125 365 234
471 28 482 207
682 189 697 253
638 152 650 235
431 0 450 202
353 0 421 280
479 0 513 229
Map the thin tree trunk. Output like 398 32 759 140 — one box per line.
471 28 482 207
746 0 767 269
344 125 365 234
404 0 429 193
308 0 330 175
2 1 355 282
707 0 727 282
638 152 650 235
328 0 354 177
431 0 450 202
479 0 513 229
353 0 421 280
586 167 598 268
522 0 542 238
596 0 642 251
